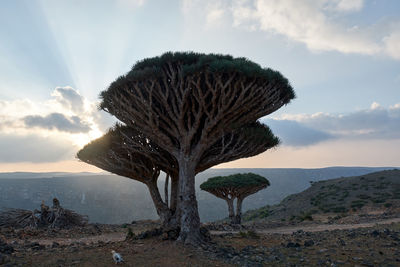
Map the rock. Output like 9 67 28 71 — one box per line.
0 253 10 265
347 231 356 238
26 242 45 251
0 240 14 254
232 255 240 261
371 230 379 237
286 242 301 248
304 240 314 247
383 229 390 235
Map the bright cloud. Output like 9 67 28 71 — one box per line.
384 31 400 60
232 0 380 54
0 86 113 163
326 0 364 12
51 86 85 114
185 0 400 60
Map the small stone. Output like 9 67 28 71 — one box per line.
286 242 300 248
371 230 379 237
304 240 314 247
0 253 10 265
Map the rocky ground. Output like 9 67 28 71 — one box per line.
1 217 400 266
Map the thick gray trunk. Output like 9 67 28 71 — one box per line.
234 197 244 224
226 199 235 224
170 176 178 213
177 158 202 244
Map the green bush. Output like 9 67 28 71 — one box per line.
384 203 393 208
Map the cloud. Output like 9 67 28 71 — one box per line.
116 0 147 8
383 31 400 60
51 86 85 113
271 102 400 146
232 0 380 55
263 119 334 147
184 0 400 60
181 0 231 29
0 86 108 163
23 113 91 133
325 0 364 12
0 134 75 163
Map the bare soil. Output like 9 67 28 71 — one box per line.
1 217 400 266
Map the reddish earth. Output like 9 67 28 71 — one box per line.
1 218 400 266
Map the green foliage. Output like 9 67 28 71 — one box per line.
296 211 313 221
76 128 113 161
384 203 393 208
200 173 270 190
76 123 125 161
351 200 367 209
126 227 135 239
100 51 295 110
237 121 280 147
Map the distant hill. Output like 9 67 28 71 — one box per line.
0 167 397 223
243 169 400 222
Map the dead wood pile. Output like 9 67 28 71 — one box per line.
0 198 88 229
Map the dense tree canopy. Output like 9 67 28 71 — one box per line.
100 52 293 157
201 173 270 224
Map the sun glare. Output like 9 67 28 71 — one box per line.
72 127 103 148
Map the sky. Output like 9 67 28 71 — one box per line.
0 0 399 172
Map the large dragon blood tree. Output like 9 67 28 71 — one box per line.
201 173 270 224
100 52 295 244
77 121 279 230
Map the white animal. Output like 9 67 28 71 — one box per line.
111 250 124 264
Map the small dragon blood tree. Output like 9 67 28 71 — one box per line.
200 173 270 224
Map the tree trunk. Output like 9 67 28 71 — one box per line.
146 181 173 228
164 174 169 207
177 158 202 245
226 199 235 224
170 176 178 212
234 197 244 224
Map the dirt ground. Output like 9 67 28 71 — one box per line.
2 218 400 266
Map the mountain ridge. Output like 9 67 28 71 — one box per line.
0 167 398 223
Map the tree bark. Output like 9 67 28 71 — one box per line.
226 199 235 224
177 157 202 244
164 174 169 207
234 197 244 225
170 176 178 212
146 181 173 228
